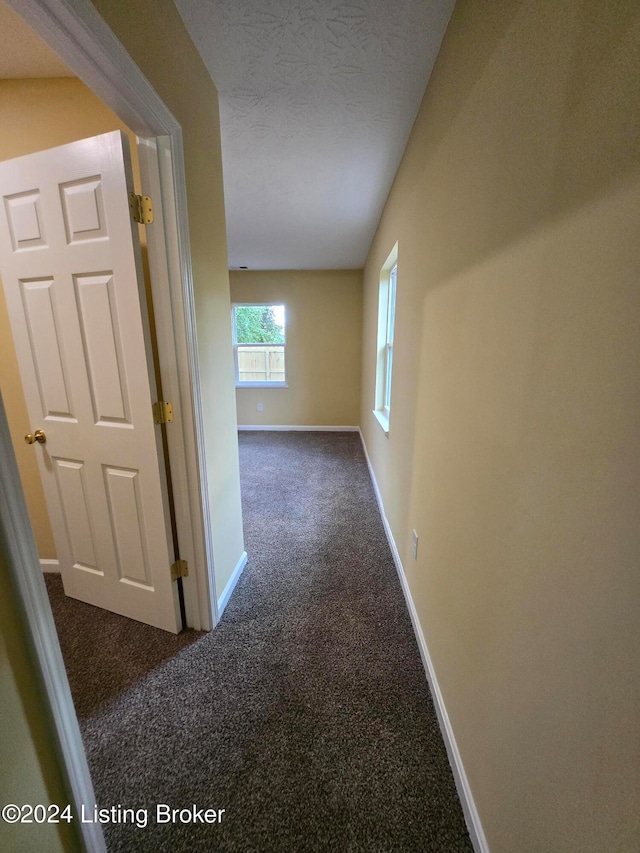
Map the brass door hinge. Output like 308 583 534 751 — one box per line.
129 192 154 224
171 559 189 582
152 401 174 424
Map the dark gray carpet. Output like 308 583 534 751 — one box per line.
48 431 473 852
44 575 202 719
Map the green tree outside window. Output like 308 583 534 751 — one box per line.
235 306 285 344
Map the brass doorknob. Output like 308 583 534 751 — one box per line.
25 429 46 445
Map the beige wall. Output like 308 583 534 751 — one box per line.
92 0 244 597
0 77 146 560
360 1 640 851
230 270 362 426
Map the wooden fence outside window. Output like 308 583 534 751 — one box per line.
237 346 285 383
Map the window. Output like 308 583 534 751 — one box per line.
374 243 398 434
383 264 397 412
232 304 287 387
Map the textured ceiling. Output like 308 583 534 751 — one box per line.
175 0 456 269
0 2 73 79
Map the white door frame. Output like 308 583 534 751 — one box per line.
8 0 219 633
2 2 220 850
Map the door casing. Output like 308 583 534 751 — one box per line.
3 1 221 850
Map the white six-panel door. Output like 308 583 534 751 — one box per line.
0 131 181 633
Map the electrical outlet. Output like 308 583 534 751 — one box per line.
411 529 418 560
257 403 263 412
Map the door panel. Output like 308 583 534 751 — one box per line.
74 271 132 425
0 131 180 633
103 464 152 587
53 457 99 572
20 276 74 419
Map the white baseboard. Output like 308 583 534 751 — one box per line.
40 559 60 572
217 551 247 617
237 425 359 432
358 430 489 853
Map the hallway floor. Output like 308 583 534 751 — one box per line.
48 431 472 852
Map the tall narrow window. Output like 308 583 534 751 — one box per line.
374 243 398 434
232 304 287 387
383 263 397 415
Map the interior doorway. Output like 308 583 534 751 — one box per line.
1 0 215 633
1 2 219 850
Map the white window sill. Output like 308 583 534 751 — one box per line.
372 409 389 436
236 382 288 389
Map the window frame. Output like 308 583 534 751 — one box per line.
232 302 288 388
373 243 398 435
